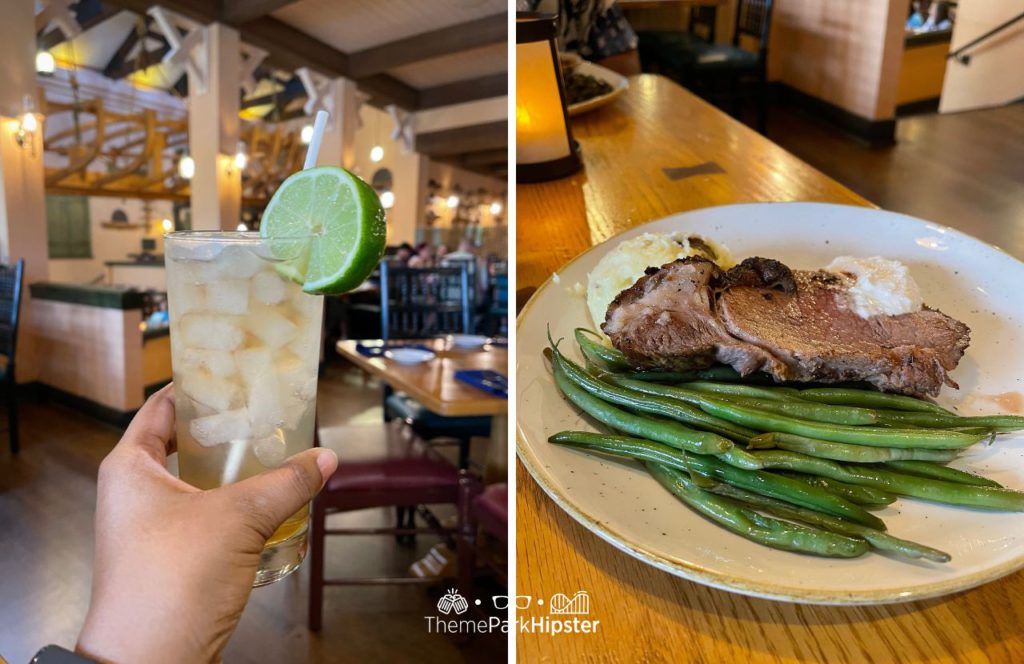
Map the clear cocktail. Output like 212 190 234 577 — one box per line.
165 232 323 586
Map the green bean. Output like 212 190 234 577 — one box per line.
719 394 879 426
551 348 756 442
574 328 630 371
797 387 955 415
751 432 959 463
697 478 950 562
617 366 745 382
751 451 1024 511
646 463 870 558
684 381 804 402
775 472 897 506
882 460 1002 488
607 375 984 449
548 352 733 456
874 411 1024 432
549 431 884 528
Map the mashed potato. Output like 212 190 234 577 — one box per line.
586 233 734 330
826 256 923 318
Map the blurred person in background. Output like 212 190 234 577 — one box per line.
407 242 435 268
520 0 640 75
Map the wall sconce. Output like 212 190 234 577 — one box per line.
15 95 39 156
489 201 503 215
446 194 460 209
516 12 580 183
379 190 395 209
178 153 195 179
161 218 174 233
370 145 384 162
233 141 248 171
300 124 314 144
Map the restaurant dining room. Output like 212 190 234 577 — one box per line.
516 2 1024 663
0 0 508 662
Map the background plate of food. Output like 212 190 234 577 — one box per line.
516 202 1024 604
561 54 629 116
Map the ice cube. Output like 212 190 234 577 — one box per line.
189 409 250 447
180 314 245 351
205 278 250 315
253 432 287 467
178 370 242 411
252 270 288 305
280 398 311 430
180 348 237 378
236 347 284 436
167 271 206 316
244 306 298 349
290 290 323 326
218 245 265 278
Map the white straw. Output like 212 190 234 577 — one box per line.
303 110 329 170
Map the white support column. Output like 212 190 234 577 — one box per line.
187 23 241 230
0 0 50 382
390 152 428 246
317 77 362 170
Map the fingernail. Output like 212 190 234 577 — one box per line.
316 449 337 480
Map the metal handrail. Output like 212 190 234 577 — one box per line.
947 11 1024 64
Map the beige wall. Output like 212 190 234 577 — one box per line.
48 196 175 285
767 0 907 120
426 161 505 230
940 0 1024 113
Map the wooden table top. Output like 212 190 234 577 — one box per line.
515 75 1024 662
336 338 507 418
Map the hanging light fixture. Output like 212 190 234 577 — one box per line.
370 145 384 162
489 201 503 215
379 190 395 209
35 51 56 75
516 13 581 182
446 194 460 209
300 124 314 144
178 153 195 179
161 218 174 233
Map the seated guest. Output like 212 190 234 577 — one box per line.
390 242 415 265
407 242 434 268
520 0 640 75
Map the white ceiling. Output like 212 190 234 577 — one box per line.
272 0 504 53
390 42 506 88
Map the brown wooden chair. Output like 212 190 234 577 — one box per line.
308 421 467 631
0 259 25 455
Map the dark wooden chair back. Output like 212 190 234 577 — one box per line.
379 262 471 340
0 259 25 369
688 6 717 42
734 0 774 56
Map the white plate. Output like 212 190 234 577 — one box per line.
449 334 489 349
516 202 1024 605
384 348 436 364
566 61 629 117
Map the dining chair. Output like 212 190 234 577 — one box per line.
639 0 774 134
457 478 508 594
0 259 25 455
379 262 471 340
378 261 491 471
485 273 508 338
308 421 467 631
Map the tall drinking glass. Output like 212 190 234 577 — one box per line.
164 231 323 586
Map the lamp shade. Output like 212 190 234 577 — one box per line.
516 12 581 183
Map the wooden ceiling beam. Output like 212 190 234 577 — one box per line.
347 13 507 78
418 72 506 110
102 0 419 109
222 0 303 24
415 121 507 157
37 1 120 50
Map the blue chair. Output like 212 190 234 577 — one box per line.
378 262 491 471
0 259 24 455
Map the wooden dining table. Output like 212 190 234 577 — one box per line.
516 75 1024 662
336 338 508 481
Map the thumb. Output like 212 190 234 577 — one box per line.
226 448 338 539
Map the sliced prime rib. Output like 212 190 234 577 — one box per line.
601 256 970 397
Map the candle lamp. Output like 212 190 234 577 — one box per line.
516 12 581 183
